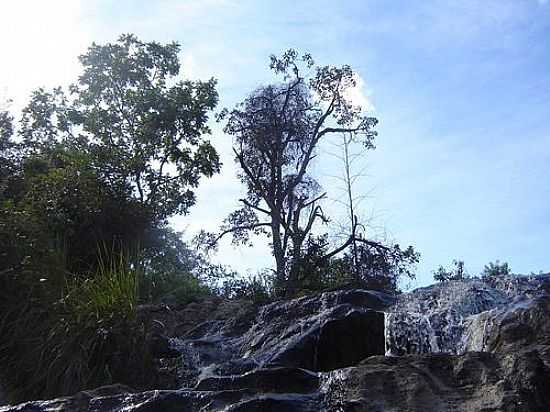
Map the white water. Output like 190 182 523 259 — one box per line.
384 275 547 356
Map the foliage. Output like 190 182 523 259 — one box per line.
22 147 150 273
66 251 139 320
137 226 235 304
433 259 468 282
340 243 419 292
0 34 223 402
217 271 273 304
19 34 220 223
0 250 154 402
215 49 378 295
291 234 419 295
481 260 511 279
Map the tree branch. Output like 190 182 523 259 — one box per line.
239 198 271 216
212 222 271 245
321 234 389 262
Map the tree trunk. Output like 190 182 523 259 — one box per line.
271 217 286 294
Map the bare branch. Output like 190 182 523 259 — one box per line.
212 222 271 245
239 198 271 216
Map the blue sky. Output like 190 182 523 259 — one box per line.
1 0 549 287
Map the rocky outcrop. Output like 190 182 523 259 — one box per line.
1 275 549 411
322 350 550 411
385 274 550 358
171 288 390 388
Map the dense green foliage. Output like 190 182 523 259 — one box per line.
0 35 222 402
19 34 220 222
0 254 151 401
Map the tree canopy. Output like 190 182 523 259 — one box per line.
18 34 220 223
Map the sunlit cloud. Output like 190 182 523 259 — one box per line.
343 73 375 113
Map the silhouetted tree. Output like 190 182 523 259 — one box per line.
213 50 380 295
292 235 419 294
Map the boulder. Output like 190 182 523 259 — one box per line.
321 350 550 411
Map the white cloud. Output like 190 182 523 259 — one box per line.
343 73 375 113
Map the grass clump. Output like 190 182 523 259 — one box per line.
0 250 155 403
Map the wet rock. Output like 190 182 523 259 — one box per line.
149 333 181 359
223 393 320 412
267 309 385 371
385 274 550 356
0 383 7 407
321 350 550 412
169 289 390 388
0 384 135 412
195 367 319 393
315 309 385 371
2 275 549 411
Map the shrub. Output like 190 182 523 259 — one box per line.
433 259 468 282
217 271 273 304
481 260 511 279
139 271 210 305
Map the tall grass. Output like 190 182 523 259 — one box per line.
0 248 155 403
66 252 139 322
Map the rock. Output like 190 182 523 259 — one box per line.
0 382 7 407
0 384 135 412
194 367 319 393
170 289 389 386
385 274 550 356
321 350 550 411
2 275 549 411
149 333 181 359
385 279 509 355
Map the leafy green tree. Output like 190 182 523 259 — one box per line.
0 108 16 199
1 34 223 274
0 35 224 401
19 34 220 223
0 109 13 150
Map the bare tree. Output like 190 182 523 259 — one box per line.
328 132 366 277
212 50 378 295
324 131 420 291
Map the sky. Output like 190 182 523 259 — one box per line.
1 0 549 287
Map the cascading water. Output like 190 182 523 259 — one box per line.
384 274 549 356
